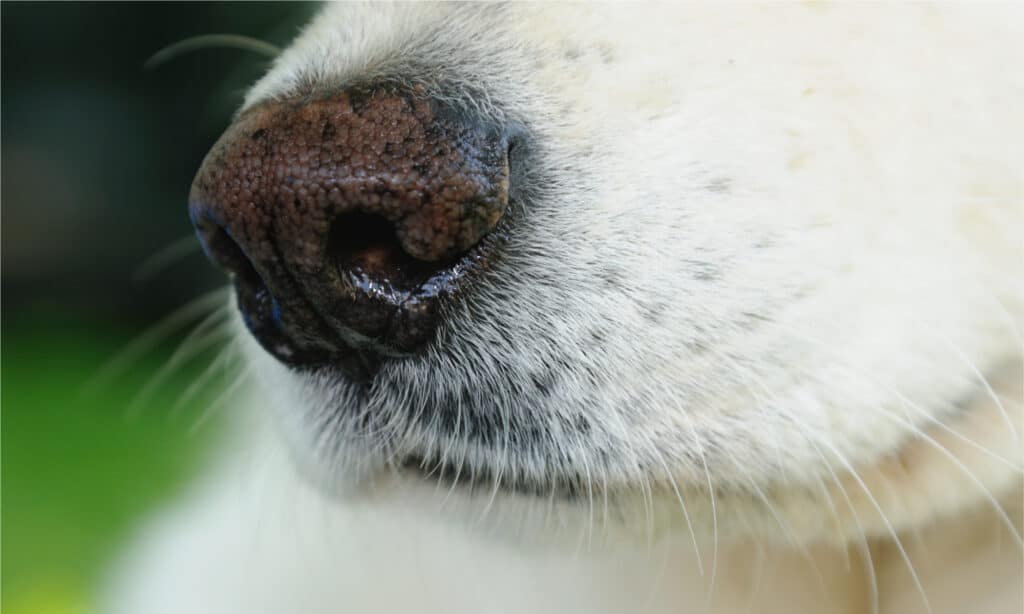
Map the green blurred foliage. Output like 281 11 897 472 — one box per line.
2 4 315 611
2 315 225 614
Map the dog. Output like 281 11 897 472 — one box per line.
108 4 1023 613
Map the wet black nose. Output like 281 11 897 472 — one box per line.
188 89 510 379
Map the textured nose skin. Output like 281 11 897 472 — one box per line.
189 89 510 374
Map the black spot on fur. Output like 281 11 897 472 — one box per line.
530 370 559 398
598 265 625 289
691 262 721 282
684 339 710 355
705 177 732 193
639 301 668 324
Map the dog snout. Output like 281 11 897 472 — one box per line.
189 89 511 378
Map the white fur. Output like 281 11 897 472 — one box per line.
108 4 1023 613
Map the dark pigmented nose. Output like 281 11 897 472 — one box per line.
189 89 510 379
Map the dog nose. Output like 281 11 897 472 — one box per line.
188 89 510 378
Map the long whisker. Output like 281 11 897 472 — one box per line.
924 328 1019 439
756 318 1024 553
725 356 860 583
599 464 611 543
716 343 864 576
145 34 281 70
810 441 880 614
685 420 718 598
747 477 828 595
476 420 510 526
171 339 243 415
849 383 1023 547
83 287 231 395
704 348 833 592
817 438 933 614
132 234 202 281
580 447 597 550
126 311 234 416
189 363 253 434
782 353 1024 546
814 473 852 570
651 450 704 575
638 469 656 554
760 318 1021 470
437 395 467 510
438 398 468 512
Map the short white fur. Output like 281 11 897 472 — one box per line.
109 5 1023 613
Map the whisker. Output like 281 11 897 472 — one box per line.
652 450 704 575
762 318 1021 470
712 348 860 594
189 363 253 434
817 438 933 614
171 339 243 415
814 473 852 570
580 449 596 550
810 441 880 614
926 328 1019 439
699 438 719 599
437 395 467 510
599 465 611 542
712 342 868 581
83 287 231 395
747 478 829 597
864 378 1018 470
476 428 509 525
145 34 281 70
854 389 1023 547
132 234 202 282
682 419 718 596
125 312 234 417
438 403 468 512
638 470 656 555
785 359 1024 547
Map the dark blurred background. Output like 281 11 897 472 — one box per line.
2 4 315 612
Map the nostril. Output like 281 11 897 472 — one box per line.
328 212 401 267
196 218 261 286
327 211 449 292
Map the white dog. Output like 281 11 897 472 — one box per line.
109 4 1022 613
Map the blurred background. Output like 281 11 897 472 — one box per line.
2 3 315 612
